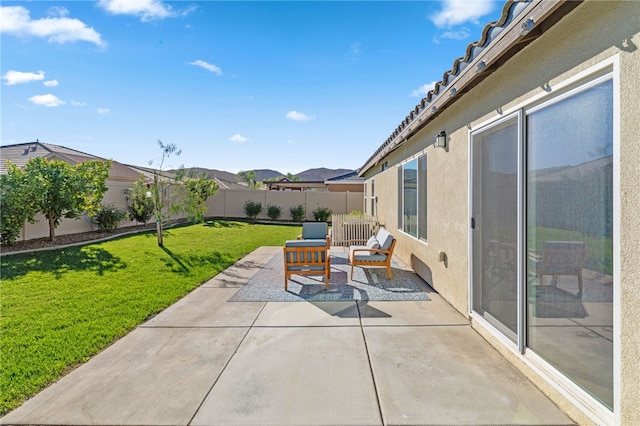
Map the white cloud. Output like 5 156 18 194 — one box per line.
29 94 65 107
430 0 495 28
411 81 439 98
229 134 248 143
43 79 59 87
285 111 311 121
189 60 222 75
97 108 110 114
441 28 470 40
2 70 45 85
97 0 195 22
0 5 105 46
71 100 87 107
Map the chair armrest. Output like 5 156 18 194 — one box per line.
351 247 391 255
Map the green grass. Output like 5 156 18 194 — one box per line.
528 226 613 275
0 220 300 415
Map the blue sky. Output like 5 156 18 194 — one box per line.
1 0 502 174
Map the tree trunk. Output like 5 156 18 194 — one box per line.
156 219 163 246
48 213 56 242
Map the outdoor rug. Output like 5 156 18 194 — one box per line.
228 252 431 302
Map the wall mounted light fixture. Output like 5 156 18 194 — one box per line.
435 131 447 149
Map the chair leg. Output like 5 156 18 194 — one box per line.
284 272 289 291
350 263 355 280
324 273 328 290
386 264 392 279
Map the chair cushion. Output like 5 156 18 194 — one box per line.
376 229 394 250
353 253 388 262
302 222 328 240
285 239 327 247
366 236 380 249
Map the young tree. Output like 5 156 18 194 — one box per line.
8 157 111 242
0 163 39 245
148 140 218 246
237 170 261 189
183 174 218 223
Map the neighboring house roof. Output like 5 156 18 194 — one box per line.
0 141 143 182
359 0 580 175
324 170 365 185
266 178 327 191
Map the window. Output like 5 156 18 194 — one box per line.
401 155 427 239
402 159 417 236
370 179 376 217
418 155 428 240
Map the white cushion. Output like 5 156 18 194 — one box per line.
366 236 380 249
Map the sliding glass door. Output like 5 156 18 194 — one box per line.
526 78 614 409
471 74 614 411
471 114 520 342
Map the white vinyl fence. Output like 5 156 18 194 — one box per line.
330 214 379 247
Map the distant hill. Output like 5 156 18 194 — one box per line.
295 168 352 181
172 167 354 184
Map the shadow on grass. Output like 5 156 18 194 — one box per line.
203 219 244 229
1 245 127 280
159 245 237 277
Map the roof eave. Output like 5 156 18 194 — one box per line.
358 0 578 177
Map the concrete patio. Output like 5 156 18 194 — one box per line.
1 246 575 425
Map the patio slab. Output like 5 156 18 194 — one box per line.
202 246 279 288
253 301 361 327
143 287 265 328
364 325 574 425
358 297 469 326
1 327 248 425
191 326 382 426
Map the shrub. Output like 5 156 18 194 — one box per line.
244 201 263 220
95 204 127 232
347 210 365 216
313 206 332 222
266 204 282 220
289 204 305 222
124 178 155 225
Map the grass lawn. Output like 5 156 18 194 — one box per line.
0 220 300 415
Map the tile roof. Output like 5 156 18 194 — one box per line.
0 141 143 181
359 0 578 175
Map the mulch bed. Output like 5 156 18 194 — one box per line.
0 224 157 254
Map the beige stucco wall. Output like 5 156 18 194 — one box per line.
15 186 364 242
364 1 639 423
206 189 364 221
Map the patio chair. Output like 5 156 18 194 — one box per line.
348 228 396 280
297 222 329 240
531 240 586 296
283 237 331 291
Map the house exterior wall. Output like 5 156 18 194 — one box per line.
363 1 639 424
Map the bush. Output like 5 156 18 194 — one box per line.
313 206 332 222
244 201 263 220
289 204 305 222
124 179 155 225
95 204 127 232
266 204 282 220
